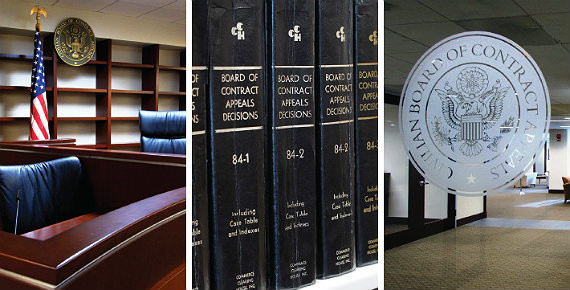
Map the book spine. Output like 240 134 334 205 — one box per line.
192 0 210 289
354 0 379 267
315 0 356 278
268 1 317 289
208 1 266 290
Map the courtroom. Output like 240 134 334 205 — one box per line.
0 0 186 289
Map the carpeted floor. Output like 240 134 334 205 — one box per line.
487 189 569 221
385 189 570 289
385 224 408 235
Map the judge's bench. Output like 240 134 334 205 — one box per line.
0 140 185 290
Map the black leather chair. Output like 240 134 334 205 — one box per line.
139 110 186 154
0 157 91 234
562 177 570 204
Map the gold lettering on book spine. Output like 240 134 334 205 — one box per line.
54 18 96 66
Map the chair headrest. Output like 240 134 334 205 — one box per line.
0 157 86 234
139 111 186 138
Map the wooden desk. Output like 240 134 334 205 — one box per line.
536 174 548 185
0 144 186 290
0 138 77 147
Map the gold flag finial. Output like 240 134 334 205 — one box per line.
30 5 47 31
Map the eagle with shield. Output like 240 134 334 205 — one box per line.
432 67 511 157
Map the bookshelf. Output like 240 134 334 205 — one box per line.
0 32 186 150
306 264 378 290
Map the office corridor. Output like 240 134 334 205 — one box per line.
385 190 570 289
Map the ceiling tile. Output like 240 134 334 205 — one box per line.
24 0 59 6
533 13 570 43
389 21 465 47
119 0 177 8
385 29 428 54
385 0 446 26
385 55 415 94
551 104 570 116
140 7 185 23
514 0 569 14
419 0 525 20
167 0 186 10
390 52 425 65
457 16 557 46
54 0 116 11
385 84 405 96
523 45 570 105
98 1 157 17
384 0 570 106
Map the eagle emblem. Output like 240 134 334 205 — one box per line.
432 67 512 157
54 18 95 66
62 23 89 59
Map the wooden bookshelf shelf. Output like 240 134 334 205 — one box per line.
0 53 53 61
159 65 185 71
111 89 154 95
58 88 108 93
52 59 107 66
0 117 28 121
158 91 186 96
58 117 107 121
306 264 378 290
111 62 154 69
0 37 185 150
0 85 53 91
86 60 107 65
111 117 138 121
0 117 54 121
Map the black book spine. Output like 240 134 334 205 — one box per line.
315 0 356 278
208 1 266 289
354 0 378 267
267 1 316 289
192 0 210 289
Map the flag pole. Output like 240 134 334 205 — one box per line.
29 5 50 141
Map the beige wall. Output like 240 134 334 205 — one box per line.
548 129 569 190
0 0 185 47
456 196 484 220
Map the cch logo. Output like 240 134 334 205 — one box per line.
336 26 345 42
369 30 378 45
231 22 245 40
288 25 301 42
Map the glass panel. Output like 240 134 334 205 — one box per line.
384 103 409 234
424 184 447 222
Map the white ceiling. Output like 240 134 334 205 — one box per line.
24 0 185 24
385 0 570 118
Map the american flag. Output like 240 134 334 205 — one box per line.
30 27 50 140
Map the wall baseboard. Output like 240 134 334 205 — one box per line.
385 217 408 224
549 189 564 194
457 212 487 227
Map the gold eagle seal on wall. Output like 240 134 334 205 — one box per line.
54 18 95 66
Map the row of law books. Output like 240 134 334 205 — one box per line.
191 0 378 289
